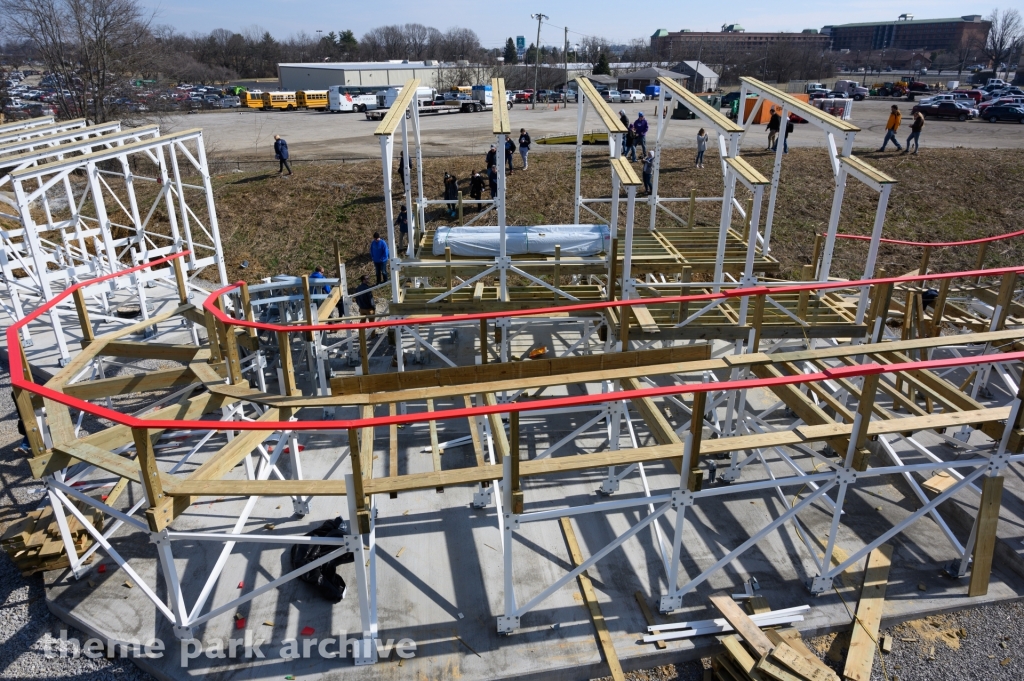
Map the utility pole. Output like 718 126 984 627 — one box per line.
531 13 548 110
564 26 569 106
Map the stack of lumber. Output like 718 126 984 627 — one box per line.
707 593 839 681
1 502 100 576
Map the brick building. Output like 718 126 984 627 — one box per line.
651 26 829 59
822 15 991 52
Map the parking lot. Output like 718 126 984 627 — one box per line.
149 96 1024 163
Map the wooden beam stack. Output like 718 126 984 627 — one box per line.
1 501 100 576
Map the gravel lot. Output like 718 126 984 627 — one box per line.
0 369 151 681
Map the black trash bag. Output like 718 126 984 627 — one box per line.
289 516 354 603
922 288 939 309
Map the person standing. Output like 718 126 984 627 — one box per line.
783 118 793 154
624 124 637 162
633 112 649 156
504 135 516 172
695 128 709 168
879 105 903 152
905 112 924 154
352 274 376 323
618 109 630 150
488 165 498 198
273 135 292 175
370 232 389 284
518 128 531 170
396 151 407 189
766 107 781 150
485 144 497 170
641 151 654 195
396 205 409 250
470 170 485 206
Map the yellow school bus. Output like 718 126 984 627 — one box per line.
241 91 264 109
296 90 328 110
261 91 297 110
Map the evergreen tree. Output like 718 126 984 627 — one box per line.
503 37 518 63
593 52 611 75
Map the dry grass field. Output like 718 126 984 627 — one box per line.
206 147 1024 286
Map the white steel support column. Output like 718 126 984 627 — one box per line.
498 449 518 633
573 95 588 225
762 105 788 251
622 186 638 296
818 166 849 282
400 116 414 260
378 135 399 305
194 134 229 285
346 474 378 665
856 183 894 323
649 87 668 230
713 167 738 292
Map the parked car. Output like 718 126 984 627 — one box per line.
217 96 241 108
514 90 533 103
979 96 1024 112
983 105 1024 123
808 88 830 100
620 89 645 103
826 90 850 99
601 90 623 103
912 101 976 121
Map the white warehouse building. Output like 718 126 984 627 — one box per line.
278 61 462 90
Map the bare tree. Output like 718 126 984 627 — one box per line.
984 8 1023 79
1 0 154 122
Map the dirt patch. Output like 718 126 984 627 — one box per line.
892 613 964 651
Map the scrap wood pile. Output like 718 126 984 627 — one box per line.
700 544 894 681
1 500 101 576
705 593 839 681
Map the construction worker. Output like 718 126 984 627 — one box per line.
370 232 389 284
396 205 409 249
309 265 330 295
879 105 903 152
470 170 485 206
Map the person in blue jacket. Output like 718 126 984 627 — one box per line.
309 265 330 294
273 135 292 175
633 112 649 156
370 232 389 284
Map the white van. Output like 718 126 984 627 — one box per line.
327 86 378 113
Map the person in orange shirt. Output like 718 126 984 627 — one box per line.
878 105 903 152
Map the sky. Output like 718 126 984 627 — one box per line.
144 0 998 49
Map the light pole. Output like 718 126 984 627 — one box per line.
530 13 548 109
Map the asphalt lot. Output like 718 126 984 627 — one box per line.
150 97 1024 163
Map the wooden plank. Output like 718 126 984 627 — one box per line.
721 635 765 680
843 543 893 681
766 629 837 681
373 79 421 136
969 476 1004 597
389 402 399 478
921 471 958 495
560 517 625 681
63 367 199 400
610 157 642 187
769 641 836 681
755 653 804 681
187 409 282 482
633 591 666 649
491 77 510 135
657 77 743 133
631 304 661 334
464 396 485 468
709 592 774 658
97 340 202 362
427 399 442 474
575 78 627 134
725 157 769 186
332 345 711 395
170 479 347 497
